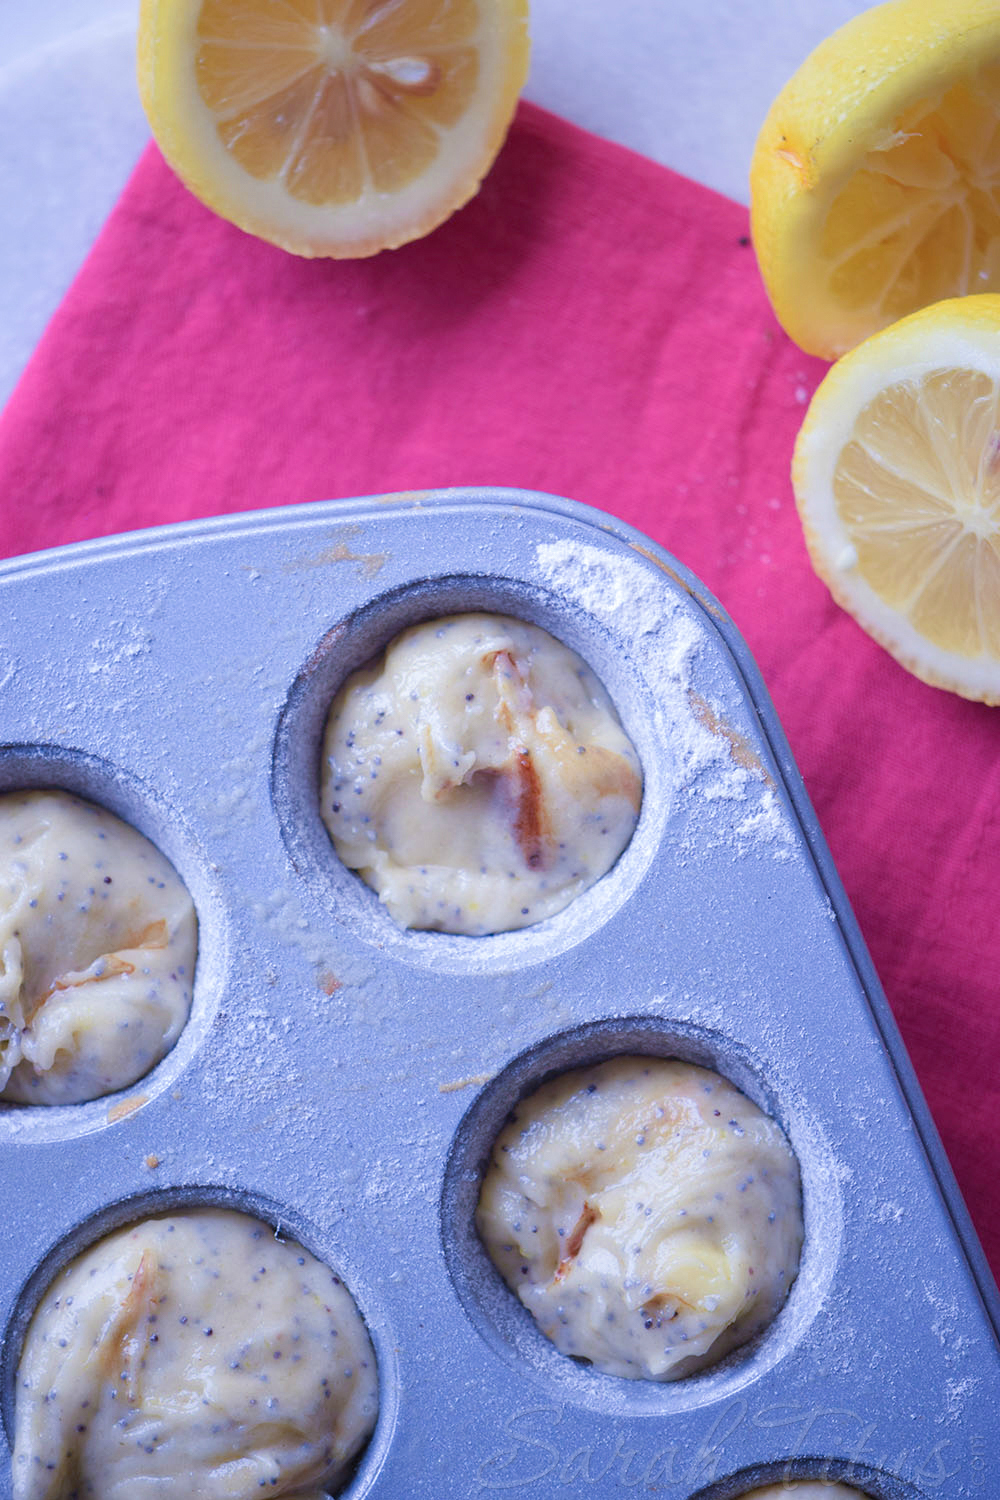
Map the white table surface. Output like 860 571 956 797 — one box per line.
0 0 871 415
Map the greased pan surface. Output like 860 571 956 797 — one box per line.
0 488 997 1499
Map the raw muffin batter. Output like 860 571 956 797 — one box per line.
320 613 642 934
12 1207 379 1500
0 790 196 1105
476 1056 803 1380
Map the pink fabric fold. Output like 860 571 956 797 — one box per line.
1 102 997 1278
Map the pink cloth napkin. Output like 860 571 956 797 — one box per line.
2 103 997 1278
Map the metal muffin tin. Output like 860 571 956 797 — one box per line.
0 487 997 1500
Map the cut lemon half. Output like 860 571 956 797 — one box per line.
792 294 1000 703
750 0 1000 359
137 0 531 258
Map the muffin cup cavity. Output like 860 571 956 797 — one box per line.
442 1016 843 1416
689 1459 921 1499
1 1185 392 1499
273 576 668 974
0 746 225 1143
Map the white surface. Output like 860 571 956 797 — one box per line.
0 0 872 414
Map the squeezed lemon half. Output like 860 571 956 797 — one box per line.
751 0 1000 358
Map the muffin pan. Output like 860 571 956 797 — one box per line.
0 486 997 1499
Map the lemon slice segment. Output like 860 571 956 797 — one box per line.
792 293 1000 702
138 0 530 258
750 0 1000 358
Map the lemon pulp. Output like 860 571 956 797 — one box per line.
195 0 482 204
138 0 530 256
750 0 1000 357
822 65 1000 326
833 368 1000 657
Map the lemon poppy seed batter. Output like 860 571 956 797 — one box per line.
0 790 197 1105
12 1208 378 1500
320 614 642 934
476 1056 803 1380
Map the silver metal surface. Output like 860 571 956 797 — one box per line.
0 0 873 411
0 488 997 1499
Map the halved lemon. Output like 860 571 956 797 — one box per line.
137 0 531 258
792 294 1000 703
750 0 1000 359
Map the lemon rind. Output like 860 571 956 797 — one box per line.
750 0 1000 358
137 0 531 259
792 294 1000 702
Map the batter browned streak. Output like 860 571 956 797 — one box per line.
484 647 516 682
485 648 552 870
98 1249 161 1406
553 1201 599 1283
45 952 135 1001
511 748 547 869
688 689 775 786
37 920 168 1010
642 1290 685 1320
